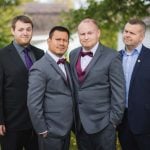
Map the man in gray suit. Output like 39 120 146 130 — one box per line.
69 18 125 150
27 26 74 150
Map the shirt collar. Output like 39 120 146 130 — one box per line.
13 41 31 54
121 44 142 56
46 49 65 63
82 42 99 56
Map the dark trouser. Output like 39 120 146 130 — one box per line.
0 129 38 150
118 109 150 150
77 123 116 150
38 133 70 150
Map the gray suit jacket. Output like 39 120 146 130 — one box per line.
27 52 73 137
69 44 125 134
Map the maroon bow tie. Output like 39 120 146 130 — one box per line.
57 58 66 64
80 51 93 57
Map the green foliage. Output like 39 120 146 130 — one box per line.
0 0 31 5
0 0 19 5
61 0 150 48
0 7 19 48
70 132 77 150
0 0 21 48
100 29 118 49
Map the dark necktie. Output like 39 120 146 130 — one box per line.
57 58 66 64
23 48 33 69
80 51 93 57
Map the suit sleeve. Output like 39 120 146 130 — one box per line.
109 54 126 126
0 61 4 124
27 65 47 133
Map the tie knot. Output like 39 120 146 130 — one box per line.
57 58 66 64
80 51 93 57
23 48 30 54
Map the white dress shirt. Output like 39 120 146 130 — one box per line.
47 50 67 77
81 42 99 71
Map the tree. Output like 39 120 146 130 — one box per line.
0 0 32 48
61 0 150 48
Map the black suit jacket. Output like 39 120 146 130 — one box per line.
126 45 150 134
0 42 44 131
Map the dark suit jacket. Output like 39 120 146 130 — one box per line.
69 44 125 134
27 53 74 137
0 42 44 131
126 45 150 134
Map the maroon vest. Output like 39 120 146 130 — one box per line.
75 53 86 83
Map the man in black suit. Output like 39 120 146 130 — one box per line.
0 15 44 150
118 18 150 150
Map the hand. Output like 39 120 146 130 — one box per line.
42 132 48 138
39 131 48 138
0 125 6 136
113 124 116 128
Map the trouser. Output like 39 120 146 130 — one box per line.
77 123 116 150
118 109 150 150
38 133 70 150
0 129 39 150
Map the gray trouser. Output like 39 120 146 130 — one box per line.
38 133 70 150
77 123 116 150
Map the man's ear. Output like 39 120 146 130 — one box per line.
98 29 101 38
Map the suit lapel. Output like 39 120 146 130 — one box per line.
72 49 81 84
83 45 102 81
30 45 43 60
65 63 73 88
129 47 145 89
45 53 67 83
8 44 28 71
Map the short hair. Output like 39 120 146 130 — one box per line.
127 18 146 33
49 26 70 39
78 18 99 30
11 15 33 30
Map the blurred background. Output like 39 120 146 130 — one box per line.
0 0 150 53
